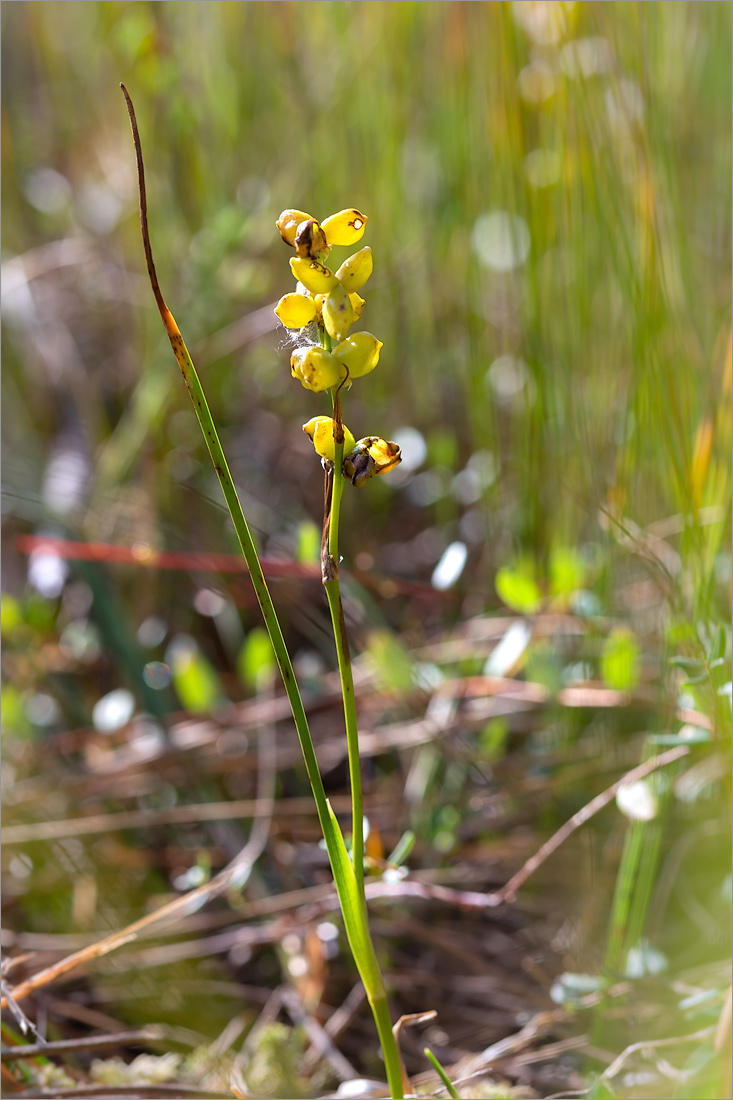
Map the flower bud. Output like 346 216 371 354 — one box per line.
291 347 345 392
343 436 402 486
332 332 383 378
276 209 315 248
322 284 355 342
275 293 318 329
321 209 368 247
290 257 339 296
294 218 328 260
303 416 356 461
335 247 373 293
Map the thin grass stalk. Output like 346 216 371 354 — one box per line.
624 800 666 953
424 1047 461 1099
604 820 645 977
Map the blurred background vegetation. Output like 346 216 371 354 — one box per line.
1 3 731 1098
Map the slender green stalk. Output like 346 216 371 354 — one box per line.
604 820 645 976
319 396 404 1093
424 1048 461 1099
327 439 345 562
324 435 365 888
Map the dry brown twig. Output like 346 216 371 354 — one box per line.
1 744 690 1011
1 1028 164 1062
601 1026 716 1083
488 743 690 904
1 681 277 1012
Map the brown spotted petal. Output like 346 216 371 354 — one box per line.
343 436 402 487
276 209 315 248
294 218 329 260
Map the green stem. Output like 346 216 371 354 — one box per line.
320 387 402 1093
424 1048 462 1099
328 442 345 564
372 991 406 1099
324 445 365 889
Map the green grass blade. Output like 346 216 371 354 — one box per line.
424 1047 461 1099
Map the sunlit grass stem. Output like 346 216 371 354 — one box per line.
424 1048 461 1099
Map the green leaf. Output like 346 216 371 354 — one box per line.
681 670 711 686
495 563 542 614
237 627 276 691
25 594 57 632
386 829 415 867
1 685 33 739
479 717 510 762
366 629 415 693
648 728 711 746
549 546 585 598
525 645 563 694
669 656 705 672
322 801 373 976
296 520 321 565
424 1048 461 1099
601 627 640 691
170 637 223 713
0 595 23 637
709 623 727 663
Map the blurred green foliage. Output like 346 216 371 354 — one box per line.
2 1 730 594
1 3 731 1096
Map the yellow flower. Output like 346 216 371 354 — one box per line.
276 209 315 249
290 257 339 296
335 247 373 293
320 209 368 247
343 436 402 487
291 347 345 392
294 218 328 260
332 332 383 379
303 416 356 461
277 208 367 251
349 292 365 320
275 293 318 329
322 284 355 342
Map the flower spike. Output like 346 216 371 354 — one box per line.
278 206 401 482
